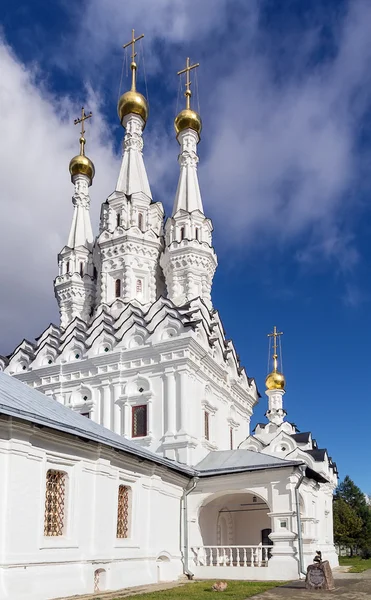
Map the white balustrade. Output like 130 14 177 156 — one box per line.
191 545 271 567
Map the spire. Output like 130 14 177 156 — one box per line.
172 57 203 216
116 30 151 199
266 326 285 390
67 107 94 249
265 326 286 426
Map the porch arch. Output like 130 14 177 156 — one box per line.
199 491 272 547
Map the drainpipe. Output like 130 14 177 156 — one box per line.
294 466 306 578
182 477 199 579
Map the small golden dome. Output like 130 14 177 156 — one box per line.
118 90 148 126
265 370 286 391
174 108 202 137
69 150 95 182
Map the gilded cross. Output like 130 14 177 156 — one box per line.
177 57 200 110
267 326 283 372
74 107 92 155
123 29 144 91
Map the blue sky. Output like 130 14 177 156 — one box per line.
0 0 370 492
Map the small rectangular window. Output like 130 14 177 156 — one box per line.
138 213 143 231
132 405 147 437
116 485 130 538
115 279 121 298
116 213 121 227
44 469 66 537
230 427 233 450
204 411 210 441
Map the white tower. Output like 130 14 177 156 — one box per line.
161 58 217 309
54 108 96 328
95 30 164 310
265 326 286 425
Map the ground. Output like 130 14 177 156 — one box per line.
339 556 371 573
112 581 279 600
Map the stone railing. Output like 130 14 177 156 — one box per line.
191 545 271 568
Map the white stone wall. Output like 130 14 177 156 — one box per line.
0 417 186 600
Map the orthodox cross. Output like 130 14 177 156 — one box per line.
74 107 92 155
267 326 283 372
123 29 144 91
177 57 200 110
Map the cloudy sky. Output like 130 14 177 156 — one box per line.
1 0 371 490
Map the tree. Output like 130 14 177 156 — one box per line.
333 497 362 549
335 476 371 555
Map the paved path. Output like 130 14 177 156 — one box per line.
253 569 371 599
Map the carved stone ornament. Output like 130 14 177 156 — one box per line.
179 150 199 168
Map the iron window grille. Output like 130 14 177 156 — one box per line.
116 485 130 538
132 405 147 437
44 469 66 536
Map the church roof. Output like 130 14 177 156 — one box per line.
195 449 303 475
0 372 303 480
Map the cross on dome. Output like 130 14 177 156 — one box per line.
266 326 285 390
123 29 145 92
74 106 92 156
177 56 200 110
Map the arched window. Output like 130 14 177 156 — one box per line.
44 470 66 536
136 279 143 294
79 262 84 277
180 227 185 241
195 227 200 241
138 212 143 231
116 485 130 538
115 279 121 298
66 261 70 274
116 213 121 227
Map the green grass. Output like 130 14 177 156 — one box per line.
112 580 281 600
339 556 371 573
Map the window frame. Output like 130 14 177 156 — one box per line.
204 410 210 441
116 484 131 539
115 278 121 298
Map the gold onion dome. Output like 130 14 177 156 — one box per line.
118 90 148 126
265 370 286 391
174 108 202 136
69 137 95 182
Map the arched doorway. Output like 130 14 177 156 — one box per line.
196 492 272 567
94 568 106 592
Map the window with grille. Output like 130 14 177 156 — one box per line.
204 411 210 441
138 212 143 231
132 405 147 437
44 469 66 536
136 279 143 294
116 485 130 538
115 279 121 298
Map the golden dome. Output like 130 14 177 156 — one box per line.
69 144 95 182
118 90 148 126
265 370 286 391
174 108 202 137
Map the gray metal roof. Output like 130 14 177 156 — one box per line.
0 372 303 479
0 372 194 477
195 449 302 475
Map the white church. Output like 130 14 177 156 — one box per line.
0 34 338 600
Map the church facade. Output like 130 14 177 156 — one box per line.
0 39 338 600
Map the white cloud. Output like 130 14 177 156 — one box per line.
0 41 119 350
1 0 371 352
